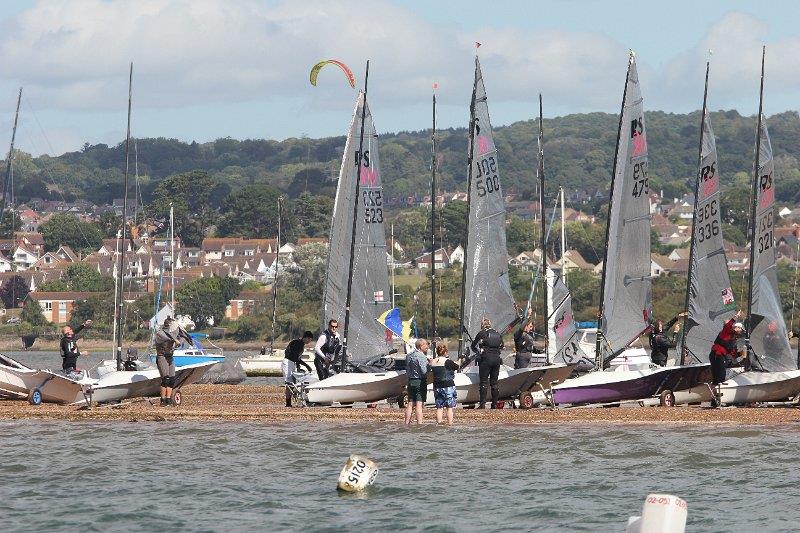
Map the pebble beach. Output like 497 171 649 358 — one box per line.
3 384 800 424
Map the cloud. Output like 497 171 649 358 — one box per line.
659 12 800 111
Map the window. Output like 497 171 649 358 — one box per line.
59 302 67 311
43 302 52 312
224 250 234 257
244 249 254 256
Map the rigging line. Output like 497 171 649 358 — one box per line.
790 238 800 332
525 195 559 315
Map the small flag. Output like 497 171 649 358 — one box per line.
432 82 439 90
373 290 384 303
475 41 481 48
378 308 414 342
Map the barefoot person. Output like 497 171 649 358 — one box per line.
404 338 430 425
60 320 92 374
430 342 458 425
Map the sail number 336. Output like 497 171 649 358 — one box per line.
475 156 500 197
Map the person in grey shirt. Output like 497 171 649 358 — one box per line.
404 338 430 425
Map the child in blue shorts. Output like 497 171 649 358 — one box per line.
430 343 459 425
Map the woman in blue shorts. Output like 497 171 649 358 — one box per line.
430 343 459 425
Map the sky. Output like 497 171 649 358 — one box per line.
0 0 798 156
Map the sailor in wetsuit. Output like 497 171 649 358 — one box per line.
648 312 687 366
314 319 341 380
60 320 92 373
283 331 314 407
709 310 747 386
513 320 543 369
472 318 504 409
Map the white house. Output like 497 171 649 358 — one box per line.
12 245 39 271
449 245 464 265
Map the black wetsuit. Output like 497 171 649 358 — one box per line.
513 327 542 369
648 316 680 366
472 328 504 408
285 339 312 372
60 324 87 372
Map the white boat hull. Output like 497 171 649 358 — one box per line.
305 371 406 405
430 364 574 405
240 351 315 377
0 354 88 404
674 369 800 405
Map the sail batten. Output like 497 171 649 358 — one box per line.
462 58 518 338
322 93 391 362
598 56 653 363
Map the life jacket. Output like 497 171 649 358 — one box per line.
320 329 341 356
711 320 737 358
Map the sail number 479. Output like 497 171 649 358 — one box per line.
475 156 499 197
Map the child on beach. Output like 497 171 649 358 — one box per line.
430 342 458 425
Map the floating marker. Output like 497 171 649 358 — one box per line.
626 493 687 533
336 454 378 492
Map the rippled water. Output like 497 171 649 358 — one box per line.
1 421 799 532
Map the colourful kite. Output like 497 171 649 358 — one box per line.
309 60 356 88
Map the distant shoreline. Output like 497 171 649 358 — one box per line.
0 336 284 353
2 384 800 425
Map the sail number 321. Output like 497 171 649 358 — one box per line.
475 156 499 197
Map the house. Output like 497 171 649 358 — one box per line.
26 291 93 324
668 248 691 261
509 251 539 272
414 248 450 269
561 249 595 273
12 245 39 271
15 232 45 254
297 237 329 247
727 251 749 271
449 245 464 265
225 290 269 320
651 254 672 277
0 254 13 273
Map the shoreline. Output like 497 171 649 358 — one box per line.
2 384 800 425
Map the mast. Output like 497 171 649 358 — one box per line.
595 52 633 369
341 60 370 373
390 223 396 308
0 87 22 235
430 89 437 349
537 93 548 360
114 62 133 371
270 196 283 355
746 46 767 353
169 202 175 312
112 229 121 358
680 60 711 363
458 57 479 359
560 187 567 289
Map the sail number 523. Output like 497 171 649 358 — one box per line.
475 156 499 197
363 190 383 224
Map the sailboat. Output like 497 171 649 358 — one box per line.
537 52 709 407
677 49 800 405
445 61 573 407
304 65 407 405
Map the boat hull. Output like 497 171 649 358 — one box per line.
305 371 406 405
79 362 217 405
149 354 225 367
674 369 800 405
0 354 88 404
433 364 574 405
240 351 315 377
542 364 711 406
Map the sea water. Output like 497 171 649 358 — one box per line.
1 421 799 531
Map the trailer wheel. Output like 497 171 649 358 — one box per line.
519 391 534 410
659 390 675 407
171 390 182 406
28 388 42 406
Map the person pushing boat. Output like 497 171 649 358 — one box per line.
648 311 687 366
283 331 314 407
60 320 92 374
154 317 193 406
314 319 340 380
709 310 748 385
471 318 504 409
513 314 543 369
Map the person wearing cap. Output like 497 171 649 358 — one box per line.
153 317 193 406
282 331 315 407
471 318 504 409
709 310 747 386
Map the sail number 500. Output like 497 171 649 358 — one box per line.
475 156 499 197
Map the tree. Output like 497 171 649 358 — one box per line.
506 217 538 254
176 277 228 328
96 211 122 238
62 263 114 292
284 244 327 302
217 184 284 238
0 210 22 239
39 214 103 254
0 275 29 308
149 170 217 247
441 200 469 249
391 209 427 257
293 192 333 237
21 297 47 328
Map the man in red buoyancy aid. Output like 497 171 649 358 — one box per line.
709 310 747 385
